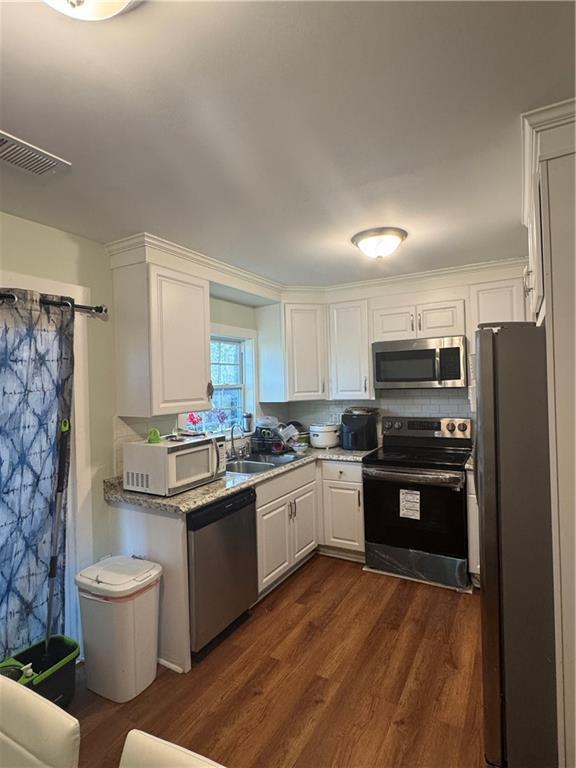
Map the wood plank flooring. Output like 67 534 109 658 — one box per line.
71 555 484 768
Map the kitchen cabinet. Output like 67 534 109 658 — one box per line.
256 302 327 402
467 470 480 578
328 300 371 400
322 480 364 553
321 462 364 554
467 279 525 337
257 481 318 592
114 262 212 417
371 299 465 342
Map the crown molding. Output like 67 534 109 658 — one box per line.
107 232 527 303
521 98 575 225
283 257 527 296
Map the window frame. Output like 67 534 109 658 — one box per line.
209 335 245 429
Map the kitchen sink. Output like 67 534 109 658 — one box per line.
226 460 275 474
250 454 300 465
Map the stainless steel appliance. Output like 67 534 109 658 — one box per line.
372 336 467 390
123 433 226 496
187 487 258 653
362 416 472 589
476 323 557 768
340 408 379 451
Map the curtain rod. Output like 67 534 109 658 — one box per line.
0 291 109 321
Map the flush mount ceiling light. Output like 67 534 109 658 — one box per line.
43 0 140 21
351 227 408 259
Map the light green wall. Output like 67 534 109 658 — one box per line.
0 211 115 559
210 296 256 329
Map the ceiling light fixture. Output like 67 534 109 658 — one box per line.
43 0 140 21
351 227 408 259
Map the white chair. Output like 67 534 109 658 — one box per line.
119 730 226 768
0 675 80 768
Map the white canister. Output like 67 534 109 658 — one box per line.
309 424 340 448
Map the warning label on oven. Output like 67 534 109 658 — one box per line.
400 489 421 520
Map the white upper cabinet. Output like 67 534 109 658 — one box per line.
417 299 465 337
371 305 416 341
328 300 371 400
257 302 327 402
114 262 212 417
467 279 525 337
285 303 327 400
371 299 465 342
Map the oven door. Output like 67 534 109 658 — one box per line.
372 337 466 389
362 466 469 588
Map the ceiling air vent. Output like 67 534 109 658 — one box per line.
0 130 71 176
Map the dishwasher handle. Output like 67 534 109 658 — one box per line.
187 487 256 531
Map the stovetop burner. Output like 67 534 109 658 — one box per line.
362 415 473 471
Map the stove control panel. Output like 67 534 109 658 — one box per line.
382 417 472 439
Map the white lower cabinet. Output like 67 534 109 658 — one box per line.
322 480 364 553
256 480 318 593
467 470 480 578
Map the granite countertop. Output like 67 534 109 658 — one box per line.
103 446 371 516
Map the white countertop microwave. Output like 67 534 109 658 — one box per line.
123 434 226 496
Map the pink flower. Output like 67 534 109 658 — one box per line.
187 411 202 426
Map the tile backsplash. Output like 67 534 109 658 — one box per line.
281 389 472 427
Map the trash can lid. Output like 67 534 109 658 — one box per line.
75 555 162 598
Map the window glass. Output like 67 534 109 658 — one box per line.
183 337 245 433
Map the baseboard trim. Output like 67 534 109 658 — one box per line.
318 545 365 564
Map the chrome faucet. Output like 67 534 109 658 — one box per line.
229 423 244 460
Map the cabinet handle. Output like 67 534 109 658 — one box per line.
410 313 414 332
322 380 325 394
364 376 367 392
207 381 214 399
293 499 297 519
523 266 534 297
288 501 293 520
357 489 361 507
417 313 422 332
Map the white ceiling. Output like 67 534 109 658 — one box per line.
0 1 574 286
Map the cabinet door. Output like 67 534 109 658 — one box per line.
416 299 465 337
329 300 370 400
371 305 416 341
257 498 292 592
525 175 546 318
285 304 327 400
149 265 212 415
466 472 480 576
468 279 525 336
291 482 318 563
322 480 364 552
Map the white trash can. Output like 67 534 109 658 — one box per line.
75 555 162 703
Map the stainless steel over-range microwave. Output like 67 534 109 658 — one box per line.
372 336 467 390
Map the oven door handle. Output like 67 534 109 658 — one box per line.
362 467 465 491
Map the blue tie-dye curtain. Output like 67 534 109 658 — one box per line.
0 289 74 658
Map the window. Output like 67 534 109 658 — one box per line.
182 333 255 434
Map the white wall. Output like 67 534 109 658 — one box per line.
0 211 115 559
209 296 256 329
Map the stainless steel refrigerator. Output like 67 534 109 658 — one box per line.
476 323 558 768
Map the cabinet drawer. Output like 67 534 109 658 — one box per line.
256 462 316 508
322 461 362 483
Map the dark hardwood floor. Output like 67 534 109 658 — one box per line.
71 555 483 768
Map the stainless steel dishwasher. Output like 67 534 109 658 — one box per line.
187 487 258 653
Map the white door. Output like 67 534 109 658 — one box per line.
285 303 327 400
371 305 416 342
149 265 212 415
329 300 370 400
322 480 364 552
291 482 318 563
467 279 525 336
257 498 292 592
525 172 546 319
416 299 465 337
